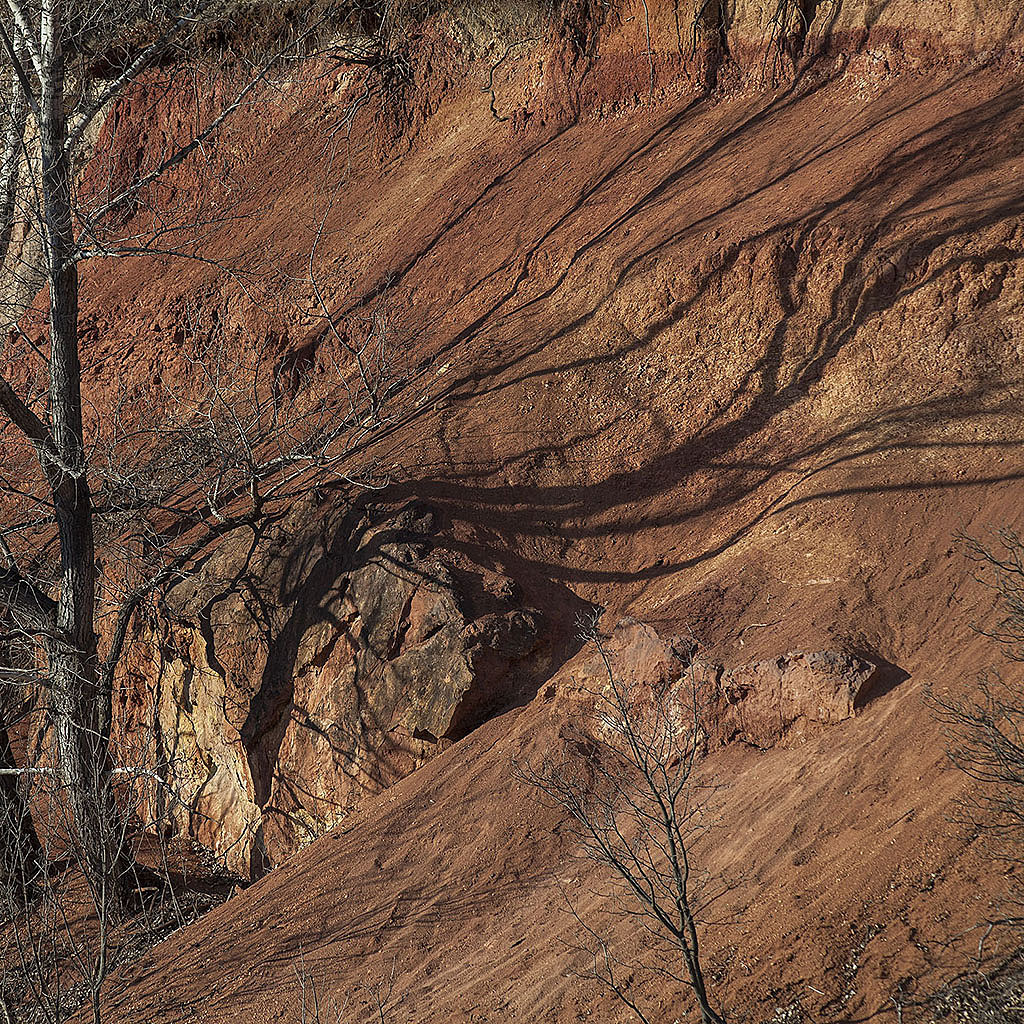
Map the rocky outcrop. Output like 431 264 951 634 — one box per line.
559 619 880 751
115 503 543 877
704 649 877 749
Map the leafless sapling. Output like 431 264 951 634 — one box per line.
517 615 728 1024
932 530 1024 894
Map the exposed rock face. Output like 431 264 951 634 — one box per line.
560 619 879 751
116 504 542 877
706 650 877 749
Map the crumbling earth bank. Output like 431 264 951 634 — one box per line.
69 1 1024 1021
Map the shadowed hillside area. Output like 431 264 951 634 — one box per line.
1 0 1024 1022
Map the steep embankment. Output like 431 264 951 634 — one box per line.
68 0 1024 1019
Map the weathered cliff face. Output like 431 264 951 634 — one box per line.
84 0 1024 878
67 0 1024 1020
115 503 547 876
388 0 1024 140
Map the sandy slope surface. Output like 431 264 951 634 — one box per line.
65 11 1024 1022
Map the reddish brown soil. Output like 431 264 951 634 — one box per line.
49 2 1024 1021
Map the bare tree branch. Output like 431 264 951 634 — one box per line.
516 614 729 1024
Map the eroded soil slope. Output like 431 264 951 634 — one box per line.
72 1 1024 1020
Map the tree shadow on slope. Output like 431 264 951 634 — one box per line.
358 73 1024 602
96 55 1024 1024
201 66 1024 884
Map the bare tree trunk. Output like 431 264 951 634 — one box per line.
678 856 724 1024
38 0 131 917
0 705 41 898
688 943 725 1024
0 46 28 262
